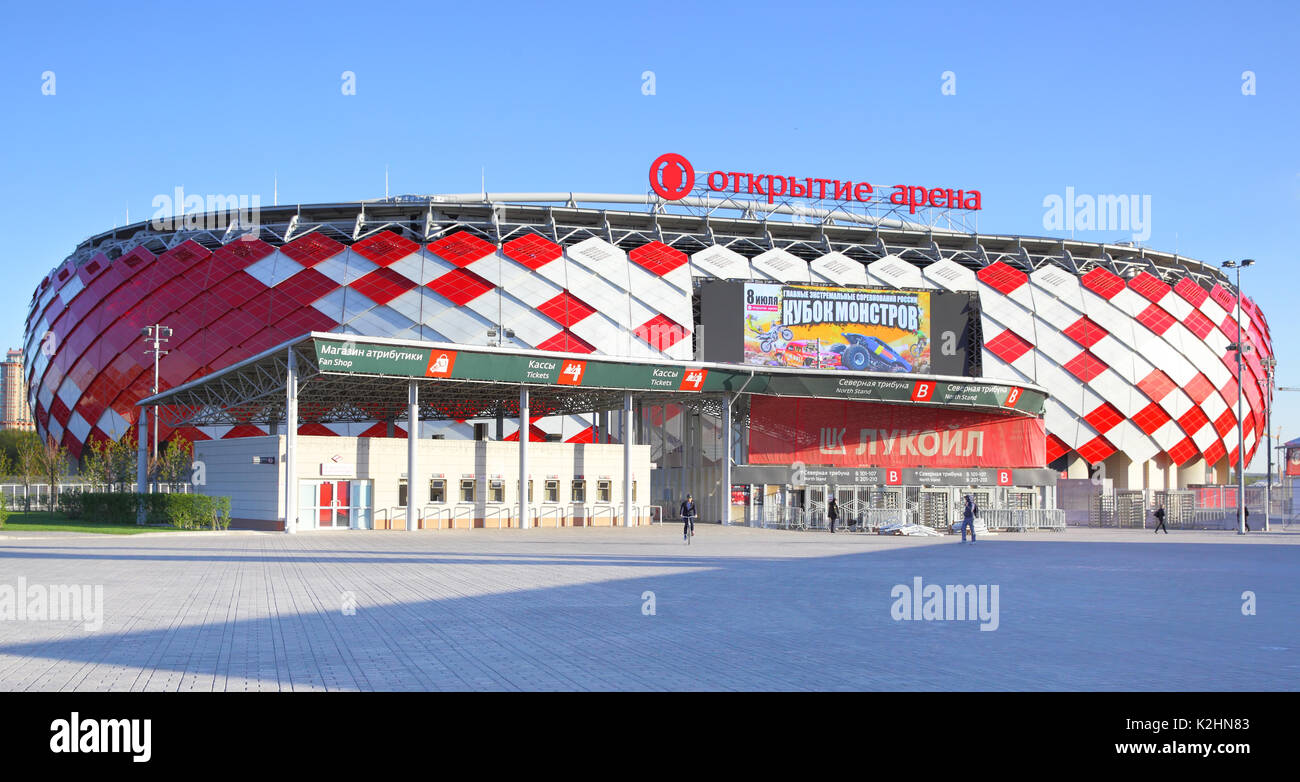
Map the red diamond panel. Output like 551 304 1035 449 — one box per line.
1081 267 1126 299
277 269 339 308
634 313 688 350
1131 402 1172 435
1167 437 1199 466
280 232 345 267
1213 409 1236 438
1209 283 1236 312
984 328 1034 363
502 234 562 270
1136 304 1176 335
629 241 689 276
427 268 494 306
1183 373 1214 404
1176 406 1211 436
1137 369 1176 403
535 330 595 354
350 267 417 306
1174 277 1209 307
1076 435 1117 464
427 231 496 267
975 261 1028 295
536 291 597 328
1128 271 1171 304
352 231 419 267
1045 433 1070 464
1204 440 1227 467
1062 316 1108 349
159 240 210 268
1183 309 1215 340
1084 402 1124 433
1063 351 1108 382
208 239 274 280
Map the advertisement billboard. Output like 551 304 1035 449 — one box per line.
1287 446 1300 478
743 283 931 374
747 396 1046 469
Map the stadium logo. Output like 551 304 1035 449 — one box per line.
649 153 695 200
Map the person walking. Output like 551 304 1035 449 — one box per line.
960 495 978 544
680 494 697 541
1244 506 1251 532
827 496 839 534
1153 504 1168 534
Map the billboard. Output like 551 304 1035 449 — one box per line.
743 283 931 374
1287 446 1300 478
748 396 1046 469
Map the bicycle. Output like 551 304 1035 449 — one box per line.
682 514 695 544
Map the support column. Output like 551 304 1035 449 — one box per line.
519 387 530 529
407 380 419 531
284 348 298 534
597 410 606 445
136 411 148 525
623 392 634 527
721 393 733 526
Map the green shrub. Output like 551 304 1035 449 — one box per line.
53 491 230 528
0 494 8 528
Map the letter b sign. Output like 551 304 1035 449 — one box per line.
911 381 934 402
997 469 1012 486
885 469 902 485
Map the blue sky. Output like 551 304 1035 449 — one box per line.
1 0 1296 469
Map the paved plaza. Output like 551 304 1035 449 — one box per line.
0 525 1297 691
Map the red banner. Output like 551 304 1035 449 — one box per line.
749 396 1045 469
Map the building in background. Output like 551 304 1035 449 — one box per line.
1 348 34 431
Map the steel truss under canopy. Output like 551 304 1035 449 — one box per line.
138 333 1047 431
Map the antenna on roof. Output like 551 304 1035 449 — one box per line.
274 172 278 206
385 165 389 200
482 167 486 199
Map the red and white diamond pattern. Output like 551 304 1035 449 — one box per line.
977 260 1272 471
25 231 697 457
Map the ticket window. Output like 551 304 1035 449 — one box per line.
545 480 559 503
597 480 612 502
489 480 505 503
430 479 446 503
460 479 476 503
572 480 587 503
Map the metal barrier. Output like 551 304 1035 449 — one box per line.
452 504 475 529
482 505 513 529
535 504 565 527
979 508 1065 531
421 505 451 529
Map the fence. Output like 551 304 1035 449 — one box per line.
0 482 193 512
979 508 1066 532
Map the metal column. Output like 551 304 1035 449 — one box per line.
136 411 148 525
722 393 733 526
519 387 530 529
623 392 634 527
407 380 419 530
284 347 298 534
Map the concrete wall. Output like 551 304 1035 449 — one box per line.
196 435 651 531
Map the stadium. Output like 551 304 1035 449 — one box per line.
20 157 1274 529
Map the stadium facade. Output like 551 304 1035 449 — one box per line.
22 172 1274 517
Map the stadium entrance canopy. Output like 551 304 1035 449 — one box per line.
136 333 1047 532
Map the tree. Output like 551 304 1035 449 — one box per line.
154 434 193 485
81 437 112 488
14 431 42 512
109 431 140 492
38 435 70 515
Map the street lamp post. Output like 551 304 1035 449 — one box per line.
141 325 172 462
1261 356 1276 532
1222 260 1253 535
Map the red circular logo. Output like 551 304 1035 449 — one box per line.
649 153 695 201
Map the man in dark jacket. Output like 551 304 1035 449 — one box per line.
681 494 697 540
1153 505 1168 534
827 497 839 534
960 495 977 544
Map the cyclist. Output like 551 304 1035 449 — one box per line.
681 494 697 541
